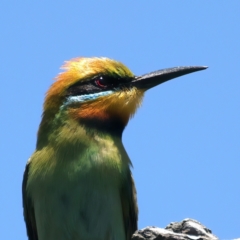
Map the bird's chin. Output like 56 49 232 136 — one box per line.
68 88 144 128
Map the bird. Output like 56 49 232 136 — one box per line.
22 57 207 240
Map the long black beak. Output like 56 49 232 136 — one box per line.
131 66 208 90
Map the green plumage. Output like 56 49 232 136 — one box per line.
23 111 138 240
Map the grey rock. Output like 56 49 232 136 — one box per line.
132 218 218 240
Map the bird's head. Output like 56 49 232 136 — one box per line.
37 57 207 147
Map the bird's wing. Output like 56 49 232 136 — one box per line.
121 169 138 240
22 160 38 240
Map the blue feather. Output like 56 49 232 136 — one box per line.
63 91 113 107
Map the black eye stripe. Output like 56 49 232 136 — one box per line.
66 75 133 97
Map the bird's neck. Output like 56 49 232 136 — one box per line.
35 112 131 175
79 115 126 137
36 110 126 150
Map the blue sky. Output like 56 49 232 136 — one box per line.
1 1 239 239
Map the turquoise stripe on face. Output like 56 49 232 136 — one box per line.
63 90 113 106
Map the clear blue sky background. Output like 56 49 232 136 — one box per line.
1 1 239 239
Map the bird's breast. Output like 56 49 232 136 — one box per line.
27 137 130 240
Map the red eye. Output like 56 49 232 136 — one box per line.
95 76 108 88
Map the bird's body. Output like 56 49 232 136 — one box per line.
25 127 134 240
23 57 206 240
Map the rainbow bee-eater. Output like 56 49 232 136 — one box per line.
22 57 207 240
